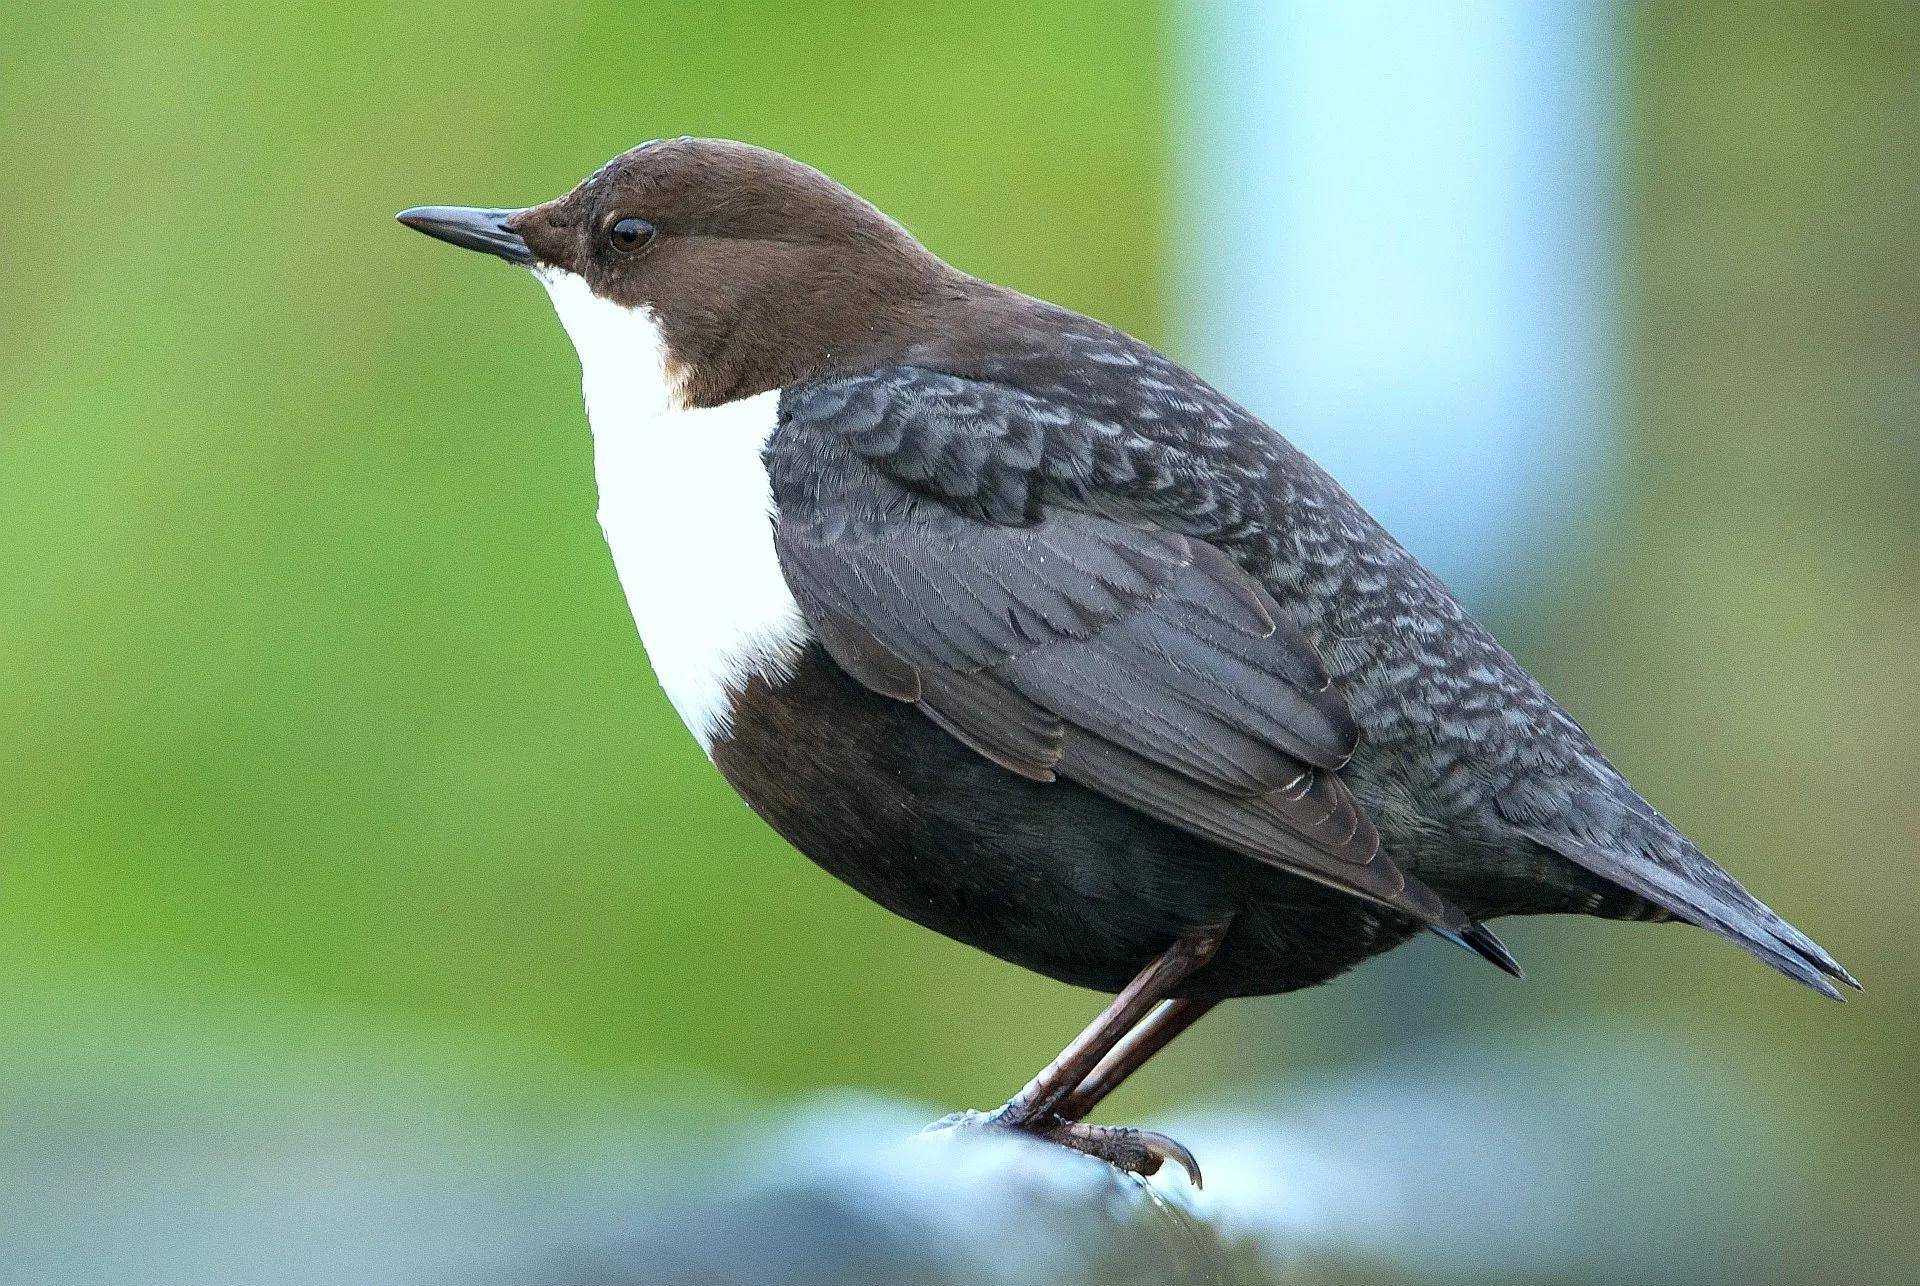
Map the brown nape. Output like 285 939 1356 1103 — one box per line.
639 228 960 409
510 136 989 408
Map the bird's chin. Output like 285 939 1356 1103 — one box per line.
531 266 688 413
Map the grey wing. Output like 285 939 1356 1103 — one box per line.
771 470 1471 934
776 362 1844 996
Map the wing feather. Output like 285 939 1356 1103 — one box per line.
773 480 1465 931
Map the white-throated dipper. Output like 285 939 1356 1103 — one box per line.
398 138 1856 1184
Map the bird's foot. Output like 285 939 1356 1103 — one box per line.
921 1108 1202 1187
1035 1118 1203 1187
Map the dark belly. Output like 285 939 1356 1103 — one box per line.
708 645 1422 999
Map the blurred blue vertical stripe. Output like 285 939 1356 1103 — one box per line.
1178 1 1616 603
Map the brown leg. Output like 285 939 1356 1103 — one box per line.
1055 996 1218 1121
993 925 1226 1129
928 924 1227 1185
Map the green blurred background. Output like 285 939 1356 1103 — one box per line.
1 3 1914 1282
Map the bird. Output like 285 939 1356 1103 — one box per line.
397 137 1856 1185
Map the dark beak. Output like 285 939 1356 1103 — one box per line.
395 205 532 266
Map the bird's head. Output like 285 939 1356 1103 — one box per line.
398 138 946 407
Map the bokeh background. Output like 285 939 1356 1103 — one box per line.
2 2 1914 1282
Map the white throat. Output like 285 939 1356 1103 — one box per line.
533 266 808 752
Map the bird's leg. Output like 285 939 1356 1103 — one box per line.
1054 996 1218 1121
1022 997 1220 1186
930 923 1226 1184
994 926 1226 1128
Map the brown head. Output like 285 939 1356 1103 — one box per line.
399 138 954 405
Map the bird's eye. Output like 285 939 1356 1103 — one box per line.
608 216 655 253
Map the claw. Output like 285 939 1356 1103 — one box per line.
1040 1119 1204 1188
922 1108 1203 1187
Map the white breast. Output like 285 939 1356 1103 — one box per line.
533 267 810 752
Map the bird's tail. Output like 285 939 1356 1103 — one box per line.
1505 786 1858 1000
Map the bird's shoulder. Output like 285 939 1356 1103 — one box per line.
775 285 1287 532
